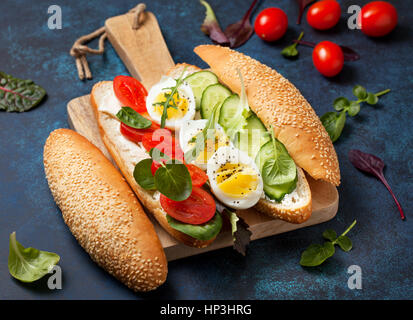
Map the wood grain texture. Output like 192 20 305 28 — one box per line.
105 11 175 90
67 96 339 261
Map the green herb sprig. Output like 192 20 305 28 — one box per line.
153 67 188 128
321 85 390 143
300 220 357 267
116 107 152 129
281 32 304 59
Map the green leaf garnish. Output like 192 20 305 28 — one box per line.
281 32 304 59
116 107 152 129
155 67 188 128
321 86 390 143
0 72 46 112
300 220 357 267
166 211 222 241
154 160 192 201
133 158 156 190
8 232 60 282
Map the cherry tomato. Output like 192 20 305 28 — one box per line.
141 129 184 161
185 164 208 187
113 75 148 113
312 41 344 77
306 0 341 30
254 8 288 42
120 121 160 143
160 187 216 225
359 1 397 37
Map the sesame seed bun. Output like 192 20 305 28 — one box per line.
194 45 340 186
43 128 167 291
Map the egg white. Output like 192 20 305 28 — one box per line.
146 76 196 130
179 119 231 170
207 146 263 209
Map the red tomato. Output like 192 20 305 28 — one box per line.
120 121 160 143
254 8 288 42
312 41 344 77
142 129 184 161
160 187 216 225
359 1 397 37
185 164 208 187
113 75 148 113
306 0 341 30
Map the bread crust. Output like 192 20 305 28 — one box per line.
43 129 167 291
90 80 217 248
194 45 340 186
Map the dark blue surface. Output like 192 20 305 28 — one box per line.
0 0 412 300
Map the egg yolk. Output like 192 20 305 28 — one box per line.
189 132 230 165
153 91 188 119
216 163 259 197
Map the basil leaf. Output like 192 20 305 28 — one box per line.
322 229 337 241
8 232 60 282
366 92 379 105
166 212 223 241
352 85 367 100
116 107 152 129
149 148 170 164
133 159 156 190
321 111 346 143
155 161 192 201
300 242 335 267
262 153 297 186
336 235 352 252
0 72 46 112
333 97 350 111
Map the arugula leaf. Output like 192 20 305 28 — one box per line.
300 220 357 267
8 232 60 282
0 72 46 112
155 67 187 128
155 161 192 201
134 159 156 190
166 211 223 241
116 107 152 129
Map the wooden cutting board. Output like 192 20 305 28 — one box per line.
67 9 339 261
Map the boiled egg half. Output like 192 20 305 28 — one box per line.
207 146 263 209
146 76 196 130
179 119 231 170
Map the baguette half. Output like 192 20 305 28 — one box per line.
90 65 219 248
43 129 167 291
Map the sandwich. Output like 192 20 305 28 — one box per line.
90 44 340 249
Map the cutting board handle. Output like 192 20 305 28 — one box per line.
105 8 175 90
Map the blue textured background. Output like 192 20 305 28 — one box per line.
0 0 412 300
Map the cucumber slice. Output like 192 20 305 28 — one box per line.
200 84 232 119
256 140 297 202
184 71 218 111
218 94 241 129
233 114 270 159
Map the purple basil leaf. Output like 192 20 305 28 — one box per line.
293 40 361 61
200 0 229 46
349 149 405 220
224 0 258 48
296 0 316 24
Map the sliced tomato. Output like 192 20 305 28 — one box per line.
113 75 147 113
185 164 208 187
142 129 184 161
120 121 160 143
160 187 216 225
